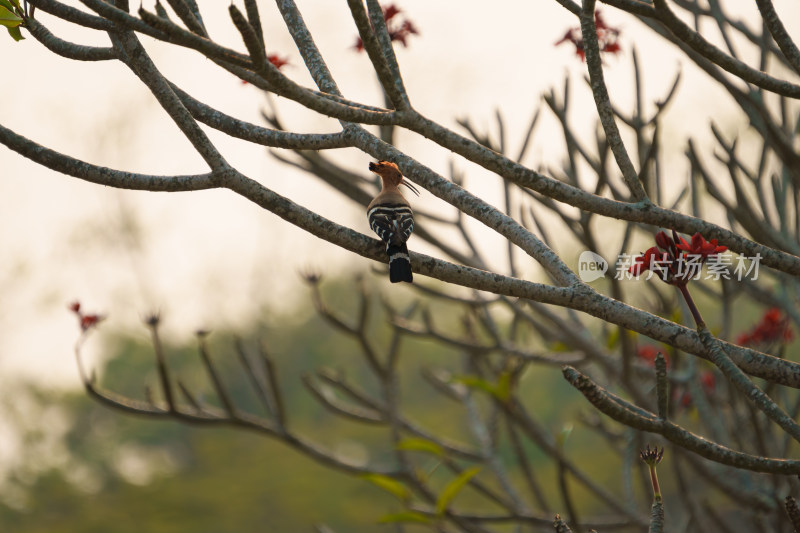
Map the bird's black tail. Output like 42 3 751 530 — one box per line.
387 242 413 283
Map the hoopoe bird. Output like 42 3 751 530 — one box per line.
367 161 419 283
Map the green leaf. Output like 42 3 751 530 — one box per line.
494 370 512 402
605 328 620 349
0 0 20 12
435 466 481 516
452 375 495 396
453 374 513 402
551 341 570 352
378 511 432 525
556 424 574 448
0 5 22 27
6 23 22 41
450 376 492 392
360 473 412 502
396 437 444 457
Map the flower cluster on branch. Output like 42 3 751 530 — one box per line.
555 10 620 61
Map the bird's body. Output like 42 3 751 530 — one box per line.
367 161 418 283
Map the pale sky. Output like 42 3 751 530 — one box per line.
2 0 797 388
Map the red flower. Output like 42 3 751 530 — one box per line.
268 54 289 70
675 232 727 259
629 230 726 286
555 10 621 62
390 20 418 47
554 29 585 60
700 371 716 396
637 345 669 368
629 246 669 278
654 231 675 254
240 54 289 85
676 371 716 409
80 314 105 331
594 10 611 31
679 390 692 408
383 4 402 21
69 300 106 332
354 3 419 52
737 308 793 347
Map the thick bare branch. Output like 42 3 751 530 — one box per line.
581 0 647 201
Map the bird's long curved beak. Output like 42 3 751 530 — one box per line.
401 180 420 196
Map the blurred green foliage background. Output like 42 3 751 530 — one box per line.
2 277 768 532
0 280 589 532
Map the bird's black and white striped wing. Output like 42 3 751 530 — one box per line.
367 204 414 246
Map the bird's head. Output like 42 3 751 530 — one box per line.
369 160 420 196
